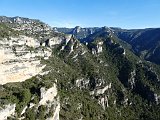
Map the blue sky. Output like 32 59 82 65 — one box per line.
0 0 160 28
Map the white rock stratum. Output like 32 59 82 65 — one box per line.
0 35 51 85
0 104 16 120
0 33 70 119
40 84 60 120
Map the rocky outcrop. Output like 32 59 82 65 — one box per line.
92 48 97 55
0 104 16 120
73 26 81 34
98 95 109 110
39 84 58 105
96 41 103 53
91 41 103 55
128 70 136 89
39 84 60 120
76 78 90 89
90 83 111 96
154 94 160 104
0 35 52 85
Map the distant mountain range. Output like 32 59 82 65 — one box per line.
55 26 160 64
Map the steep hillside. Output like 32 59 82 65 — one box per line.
57 26 160 65
0 18 69 119
53 29 160 120
0 16 160 120
114 28 160 64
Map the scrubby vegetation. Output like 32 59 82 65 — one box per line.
0 17 160 120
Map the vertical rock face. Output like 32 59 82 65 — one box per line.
90 83 111 96
39 84 60 120
92 48 97 55
89 83 111 109
129 70 136 89
0 104 16 120
0 35 73 84
53 102 60 120
91 41 103 55
39 84 58 105
154 94 160 104
98 96 109 110
96 41 103 53
49 37 63 47
0 35 52 85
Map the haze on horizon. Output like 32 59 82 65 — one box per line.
0 0 160 29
